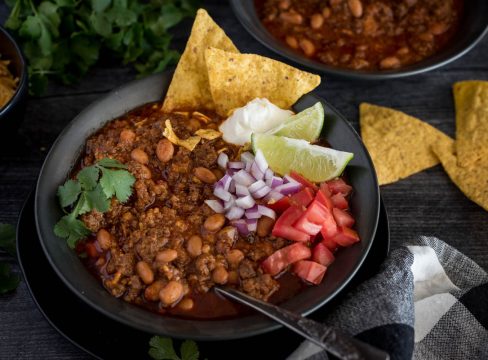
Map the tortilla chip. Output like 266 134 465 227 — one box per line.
205 48 321 116
195 129 221 140
162 9 239 112
163 120 201 151
433 138 488 211
453 81 488 168
360 103 453 185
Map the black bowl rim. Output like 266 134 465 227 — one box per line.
34 72 379 340
230 0 488 80
0 25 28 117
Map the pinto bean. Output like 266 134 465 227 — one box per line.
144 280 165 301
159 280 183 306
119 129 135 143
348 0 363 18
156 139 174 163
139 165 152 179
279 11 303 25
187 235 203 257
212 266 229 285
299 38 316 57
131 148 149 165
310 13 324 29
322 7 331 18
226 249 244 268
177 298 194 311
227 270 239 284
285 35 299 49
430 22 448 35
136 261 154 284
278 0 291 10
96 228 112 250
194 167 217 184
204 214 225 232
379 56 401 69
156 249 178 263
257 216 275 237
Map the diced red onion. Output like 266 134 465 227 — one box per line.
214 186 231 201
254 150 268 173
245 162 252 172
246 219 257 232
264 190 285 203
258 205 276 220
226 206 245 220
245 205 260 219
217 152 228 169
264 168 273 180
240 152 254 164
271 176 284 188
233 170 255 186
249 180 266 193
283 175 300 185
231 219 249 235
229 180 236 194
274 182 302 195
217 174 232 191
228 161 245 169
235 195 255 209
265 177 273 188
236 184 250 197
251 162 264 180
204 200 224 213
224 194 236 210
226 169 238 176
252 185 271 198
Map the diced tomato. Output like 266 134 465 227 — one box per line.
320 182 332 197
332 227 360 247
315 190 333 210
290 188 315 207
275 205 304 226
262 243 312 276
320 207 337 239
332 208 355 227
272 205 310 242
321 237 339 252
290 171 318 191
331 193 348 209
293 260 327 285
267 196 291 213
294 200 328 235
312 243 335 267
294 217 323 235
327 178 352 196
85 242 99 258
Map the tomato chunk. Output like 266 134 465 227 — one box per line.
320 207 337 239
267 196 290 213
321 236 339 252
332 208 355 227
327 178 352 196
290 188 315 207
312 243 335 267
294 200 329 235
319 182 332 197
331 193 348 209
332 226 360 247
262 243 312 276
315 189 333 210
290 171 319 191
272 205 310 242
293 260 327 285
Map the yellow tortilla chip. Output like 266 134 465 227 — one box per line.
433 138 488 211
360 103 453 185
205 48 321 116
162 9 239 113
163 120 201 151
453 81 488 168
195 129 221 140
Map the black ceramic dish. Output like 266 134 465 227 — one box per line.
230 0 488 80
18 191 389 359
34 71 380 340
0 25 28 133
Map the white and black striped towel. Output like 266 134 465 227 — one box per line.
288 236 488 360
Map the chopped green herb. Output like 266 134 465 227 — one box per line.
0 224 17 257
54 158 135 248
5 0 201 95
0 263 20 295
149 336 200 360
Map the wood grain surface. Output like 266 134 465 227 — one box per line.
0 1 487 358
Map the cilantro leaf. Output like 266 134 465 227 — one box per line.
57 179 81 208
77 166 100 190
54 214 90 248
76 192 92 216
0 224 16 257
85 183 110 213
97 157 128 169
149 336 180 360
99 168 135 203
180 340 199 360
0 263 20 294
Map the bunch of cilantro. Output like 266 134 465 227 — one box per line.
5 0 200 95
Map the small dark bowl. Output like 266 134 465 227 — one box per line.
230 0 488 80
0 25 28 133
35 72 379 340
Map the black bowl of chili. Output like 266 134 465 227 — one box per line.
231 0 488 79
34 71 379 340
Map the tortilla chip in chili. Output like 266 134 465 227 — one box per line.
162 9 239 113
163 120 201 151
205 48 321 116
453 81 488 168
360 103 453 185
432 138 488 211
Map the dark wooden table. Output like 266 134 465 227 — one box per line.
1 1 487 358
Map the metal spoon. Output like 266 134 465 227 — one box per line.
215 287 390 360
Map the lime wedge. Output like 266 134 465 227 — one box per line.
252 133 353 182
272 102 324 142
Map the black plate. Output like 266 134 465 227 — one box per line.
230 0 488 80
34 71 380 339
18 191 389 359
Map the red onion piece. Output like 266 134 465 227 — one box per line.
214 186 232 201
251 162 264 180
240 152 255 164
271 176 284 188
229 180 236 194
226 206 245 220
231 219 249 235
235 195 256 209
233 170 255 186
274 182 302 195
252 185 272 199
217 174 232 191
249 180 266 194
246 218 258 232
217 152 228 169
283 175 300 185
264 168 273 180
204 200 224 213
224 195 236 210
228 161 245 169
258 205 276 220
245 205 261 219
236 184 250 197
254 150 268 172
264 190 285 203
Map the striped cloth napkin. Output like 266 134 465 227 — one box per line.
288 236 488 360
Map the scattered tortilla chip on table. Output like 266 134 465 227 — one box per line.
205 48 321 116
162 9 239 113
360 103 453 185
432 138 488 211
453 81 488 168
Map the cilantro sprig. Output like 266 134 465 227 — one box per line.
0 224 20 294
5 0 200 95
54 158 135 248
149 336 200 360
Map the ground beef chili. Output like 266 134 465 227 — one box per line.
256 0 463 70
74 103 305 319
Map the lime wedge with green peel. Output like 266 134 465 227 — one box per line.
252 133 353 182
272 102 324 142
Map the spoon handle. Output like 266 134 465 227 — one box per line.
215 287 389 360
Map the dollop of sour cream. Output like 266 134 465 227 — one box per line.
219 98 292 145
